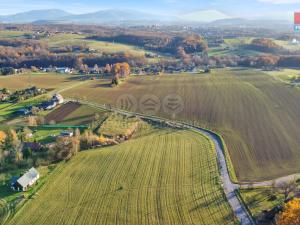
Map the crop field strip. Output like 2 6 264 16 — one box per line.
45 102 82 123
0 73 83 91
61 69 300 182
44 102 108 125
7 129 236 225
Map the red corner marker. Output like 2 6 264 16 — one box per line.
295 12 300 24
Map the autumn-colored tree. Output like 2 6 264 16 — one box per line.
0 131 6 143
70 137 80 156
277 198 300 225
112 63 131 78
112 63 121 75
98 135 107 144
105 64 112 73
120 63 131 78
7 129 20 150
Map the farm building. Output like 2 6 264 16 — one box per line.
60 130 74 137
11 167 40 191
52 94 64 104
56 67 72 74
43 67 72 74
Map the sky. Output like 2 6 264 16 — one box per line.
0 0 299 20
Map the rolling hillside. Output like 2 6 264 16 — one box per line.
62 68 300 182
7 129 236 225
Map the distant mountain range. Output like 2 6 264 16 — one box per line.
0 9 293 26
0 9 72 23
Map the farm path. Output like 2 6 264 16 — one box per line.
240 173 300 189
66 98 255 225
50 79 90 95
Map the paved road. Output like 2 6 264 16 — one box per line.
66 98 255 225
193 127 254 225
241 173 300 189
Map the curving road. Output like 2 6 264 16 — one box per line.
65 99 255 225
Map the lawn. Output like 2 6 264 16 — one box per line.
0 97 48 123
7 129 237 225
62 68 300 182
28 128 63 144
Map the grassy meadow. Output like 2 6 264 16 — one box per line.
62 68 300 182
7 129 236 225
240 188 284 219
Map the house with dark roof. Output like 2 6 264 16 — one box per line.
11 167 40 191
23 142 42 152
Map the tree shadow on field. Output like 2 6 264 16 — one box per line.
67 76 86 81
189 190 224 212
92 83 112 88
60 114 94 124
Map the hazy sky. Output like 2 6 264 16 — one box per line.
0 0 299 20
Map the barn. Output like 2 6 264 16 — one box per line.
11 167 40 191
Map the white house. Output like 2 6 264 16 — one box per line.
60 130 74 137
52 94 64 104
292 39 299 45
56 67 72 74
11 167 40 191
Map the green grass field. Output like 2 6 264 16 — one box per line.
208 38 260 57
99 113 140 137
7 129 236 225
240 188 284 219
264 69 300 82
273 39 300 51
61 68 300 182
0 30 29 38
0 97 48 123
